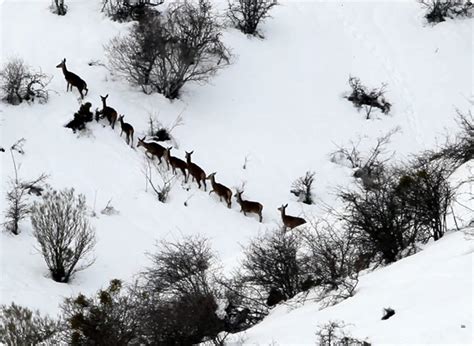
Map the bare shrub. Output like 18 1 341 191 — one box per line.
0 303 60 345
345 76 391 119
143 157 175 202
291 171 316 204
51 0 67 15
106 0 230 99
3 139 47 235
31 188 96 283
315 320 370 346
419 0 473 23
0 58 50 105
227 0 277 37
61 279 141 345
395 157 455 241
241 229 305 304
136 235 225 344
101 0 163 22
301 221 361 291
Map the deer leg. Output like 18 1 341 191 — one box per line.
203 180 207 191
209 190 214 195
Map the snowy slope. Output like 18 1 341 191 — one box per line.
232 231 473 344
0 0 472 343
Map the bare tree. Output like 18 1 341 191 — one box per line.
106 0 230 99
241 229 305 303
31 188 96 283
227 0 277 37
0 58 50 105
315 320 370 346
0 303 60 345
101 0 163 22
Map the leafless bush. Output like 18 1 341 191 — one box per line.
0 58 50 105
143 157 175 202
61 279 141 345
315 320 370 346
301 221 361 291
291 171 316 204
0 303 60 345
3 139 47 235
426 110 473 170
227 0 277 37
31 188 96 283
136 235 224 344
345 76 391 119
147 110 184 146
101 0 163 22
419 0 473 23
331 129 398 190
241 229 306 304
50 0 67 15
106 0 230 99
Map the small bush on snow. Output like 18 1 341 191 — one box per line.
31 188 96 283
419 0 473 23
227 0 277 37
345 76 391 119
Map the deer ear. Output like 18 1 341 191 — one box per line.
106 94 109 98
284 203 288 208
63 58 66 62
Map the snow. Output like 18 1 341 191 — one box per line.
0 0 472 344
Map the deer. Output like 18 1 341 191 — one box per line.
278 204 306 230
164 147 187 177
56 58 88 99
234 190 263 222
185 151 207 191
207 173 232 208
137 137 166 163
118 115 134 147
97 94 118 129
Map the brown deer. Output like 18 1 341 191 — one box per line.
118 115 134 147
164 147 187 177
235 190 263 222
185 151 207 191
137 137 166 163
97 94 118 129
278 204 306 230
56 58 88 99
207 173 232 208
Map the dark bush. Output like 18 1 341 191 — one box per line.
345 76 391 119
419 0 473 23
101 0 163 22
136 235 225 344
61 279 141 345
381 307 395 320
241 230 305 303
51 0 68 16
291 171 316 204
31 188 96 283
106 0 230 99
0 303 60 345
0 58 50 105
227 0 277 36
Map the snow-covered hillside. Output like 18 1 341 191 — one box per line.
0 0 472 344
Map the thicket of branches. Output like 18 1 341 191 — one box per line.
419 0 473 23
101 0 163 22
106 0 230 99
345 76 391 119
0 58 50 105
30 188 96 283
227 0 276 36
0 303 60 345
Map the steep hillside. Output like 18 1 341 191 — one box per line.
0 0 472 343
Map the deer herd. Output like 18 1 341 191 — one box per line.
57 58 307 230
